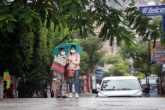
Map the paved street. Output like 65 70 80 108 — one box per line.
0 96 165 110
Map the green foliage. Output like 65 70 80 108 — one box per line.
151 65 161 76
19 32 34 67
101 56 122 64
108 63 130 76
135 72 145 79
121 41 149 74
12 9 40 26
73 39 81 44
0 13 16 32
104 56 130 76
80 38 103 74
0 4 58 96
121 41 148 59
80 51 90 73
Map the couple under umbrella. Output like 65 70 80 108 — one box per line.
50 43 82 98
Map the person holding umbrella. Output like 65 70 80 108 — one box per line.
67 45 81 98
52 43 83 98
50 48 67 98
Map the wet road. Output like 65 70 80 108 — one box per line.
0 97 165 110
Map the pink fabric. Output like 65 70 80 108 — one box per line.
67 53 80 70
50 63 65 73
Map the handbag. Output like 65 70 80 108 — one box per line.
68 70 75 77
50 57 66 74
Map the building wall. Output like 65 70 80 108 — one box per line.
162 0 165 4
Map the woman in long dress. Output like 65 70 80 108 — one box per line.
51 48 67 98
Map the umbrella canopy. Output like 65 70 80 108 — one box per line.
53 43 83 56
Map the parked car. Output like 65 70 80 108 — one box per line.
98 76 143 97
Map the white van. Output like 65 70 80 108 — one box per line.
98 76 142 97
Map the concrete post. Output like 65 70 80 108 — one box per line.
0 79 3 99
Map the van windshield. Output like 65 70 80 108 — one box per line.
101 79 141 91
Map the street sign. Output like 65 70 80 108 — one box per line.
139 5 165 32
139 5 165 16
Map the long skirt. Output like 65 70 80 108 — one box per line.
56 74 67 97
51 80 58 97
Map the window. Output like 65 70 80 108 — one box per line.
101 79 140 91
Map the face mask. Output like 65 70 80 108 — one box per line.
71 50 76 53
61 52 65 55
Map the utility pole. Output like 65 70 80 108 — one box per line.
147 38 151 85
145 36 151 96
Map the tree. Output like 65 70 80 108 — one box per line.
80 38 103 74
135 72 145 79
0 2 63 96
102 56 130 76
120 40 163 78
101 55 122 64
80 51 90 74
120 41 149 75
108 62 130 76
1 0 164 97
